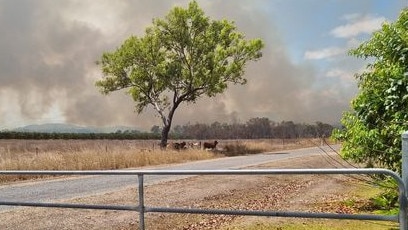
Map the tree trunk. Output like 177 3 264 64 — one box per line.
159 102 178 149
160 124 171 149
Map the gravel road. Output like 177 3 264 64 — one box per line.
0 145 338 212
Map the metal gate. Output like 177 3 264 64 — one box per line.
0 168 406 230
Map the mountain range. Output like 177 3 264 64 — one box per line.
11 123 140 133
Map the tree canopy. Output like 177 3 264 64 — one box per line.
96 1 264 147
333 8 408 173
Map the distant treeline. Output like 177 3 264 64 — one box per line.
169 118 334 140
0 118 335 140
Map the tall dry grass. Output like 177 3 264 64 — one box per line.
0 140 217 183
0 138 330 183
221 138 329 156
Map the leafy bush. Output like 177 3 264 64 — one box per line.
369 179 399 214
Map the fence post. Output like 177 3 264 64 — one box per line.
401 131 408 230
138 174 145 230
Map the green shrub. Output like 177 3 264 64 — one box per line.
369 179 399 214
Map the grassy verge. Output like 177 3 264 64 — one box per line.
230 220 398 230
223 182 399 230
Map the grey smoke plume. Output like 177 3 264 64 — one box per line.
0 0 359 130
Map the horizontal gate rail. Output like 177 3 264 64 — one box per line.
0 168 406 230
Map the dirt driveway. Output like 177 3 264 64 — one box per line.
0 151 367 230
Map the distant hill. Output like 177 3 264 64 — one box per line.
13 123 140 133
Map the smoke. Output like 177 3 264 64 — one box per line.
0 0 359 130
171 0 356 126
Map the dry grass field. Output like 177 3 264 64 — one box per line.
0 138 326 184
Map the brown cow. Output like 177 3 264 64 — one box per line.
203 141 218 150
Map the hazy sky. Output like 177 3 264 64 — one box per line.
0 0 406 131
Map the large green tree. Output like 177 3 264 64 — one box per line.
96 1 264 148
333 8 408 173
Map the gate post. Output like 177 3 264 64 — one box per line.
401 131 408 229
402 132 408 193
138 174 145 230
